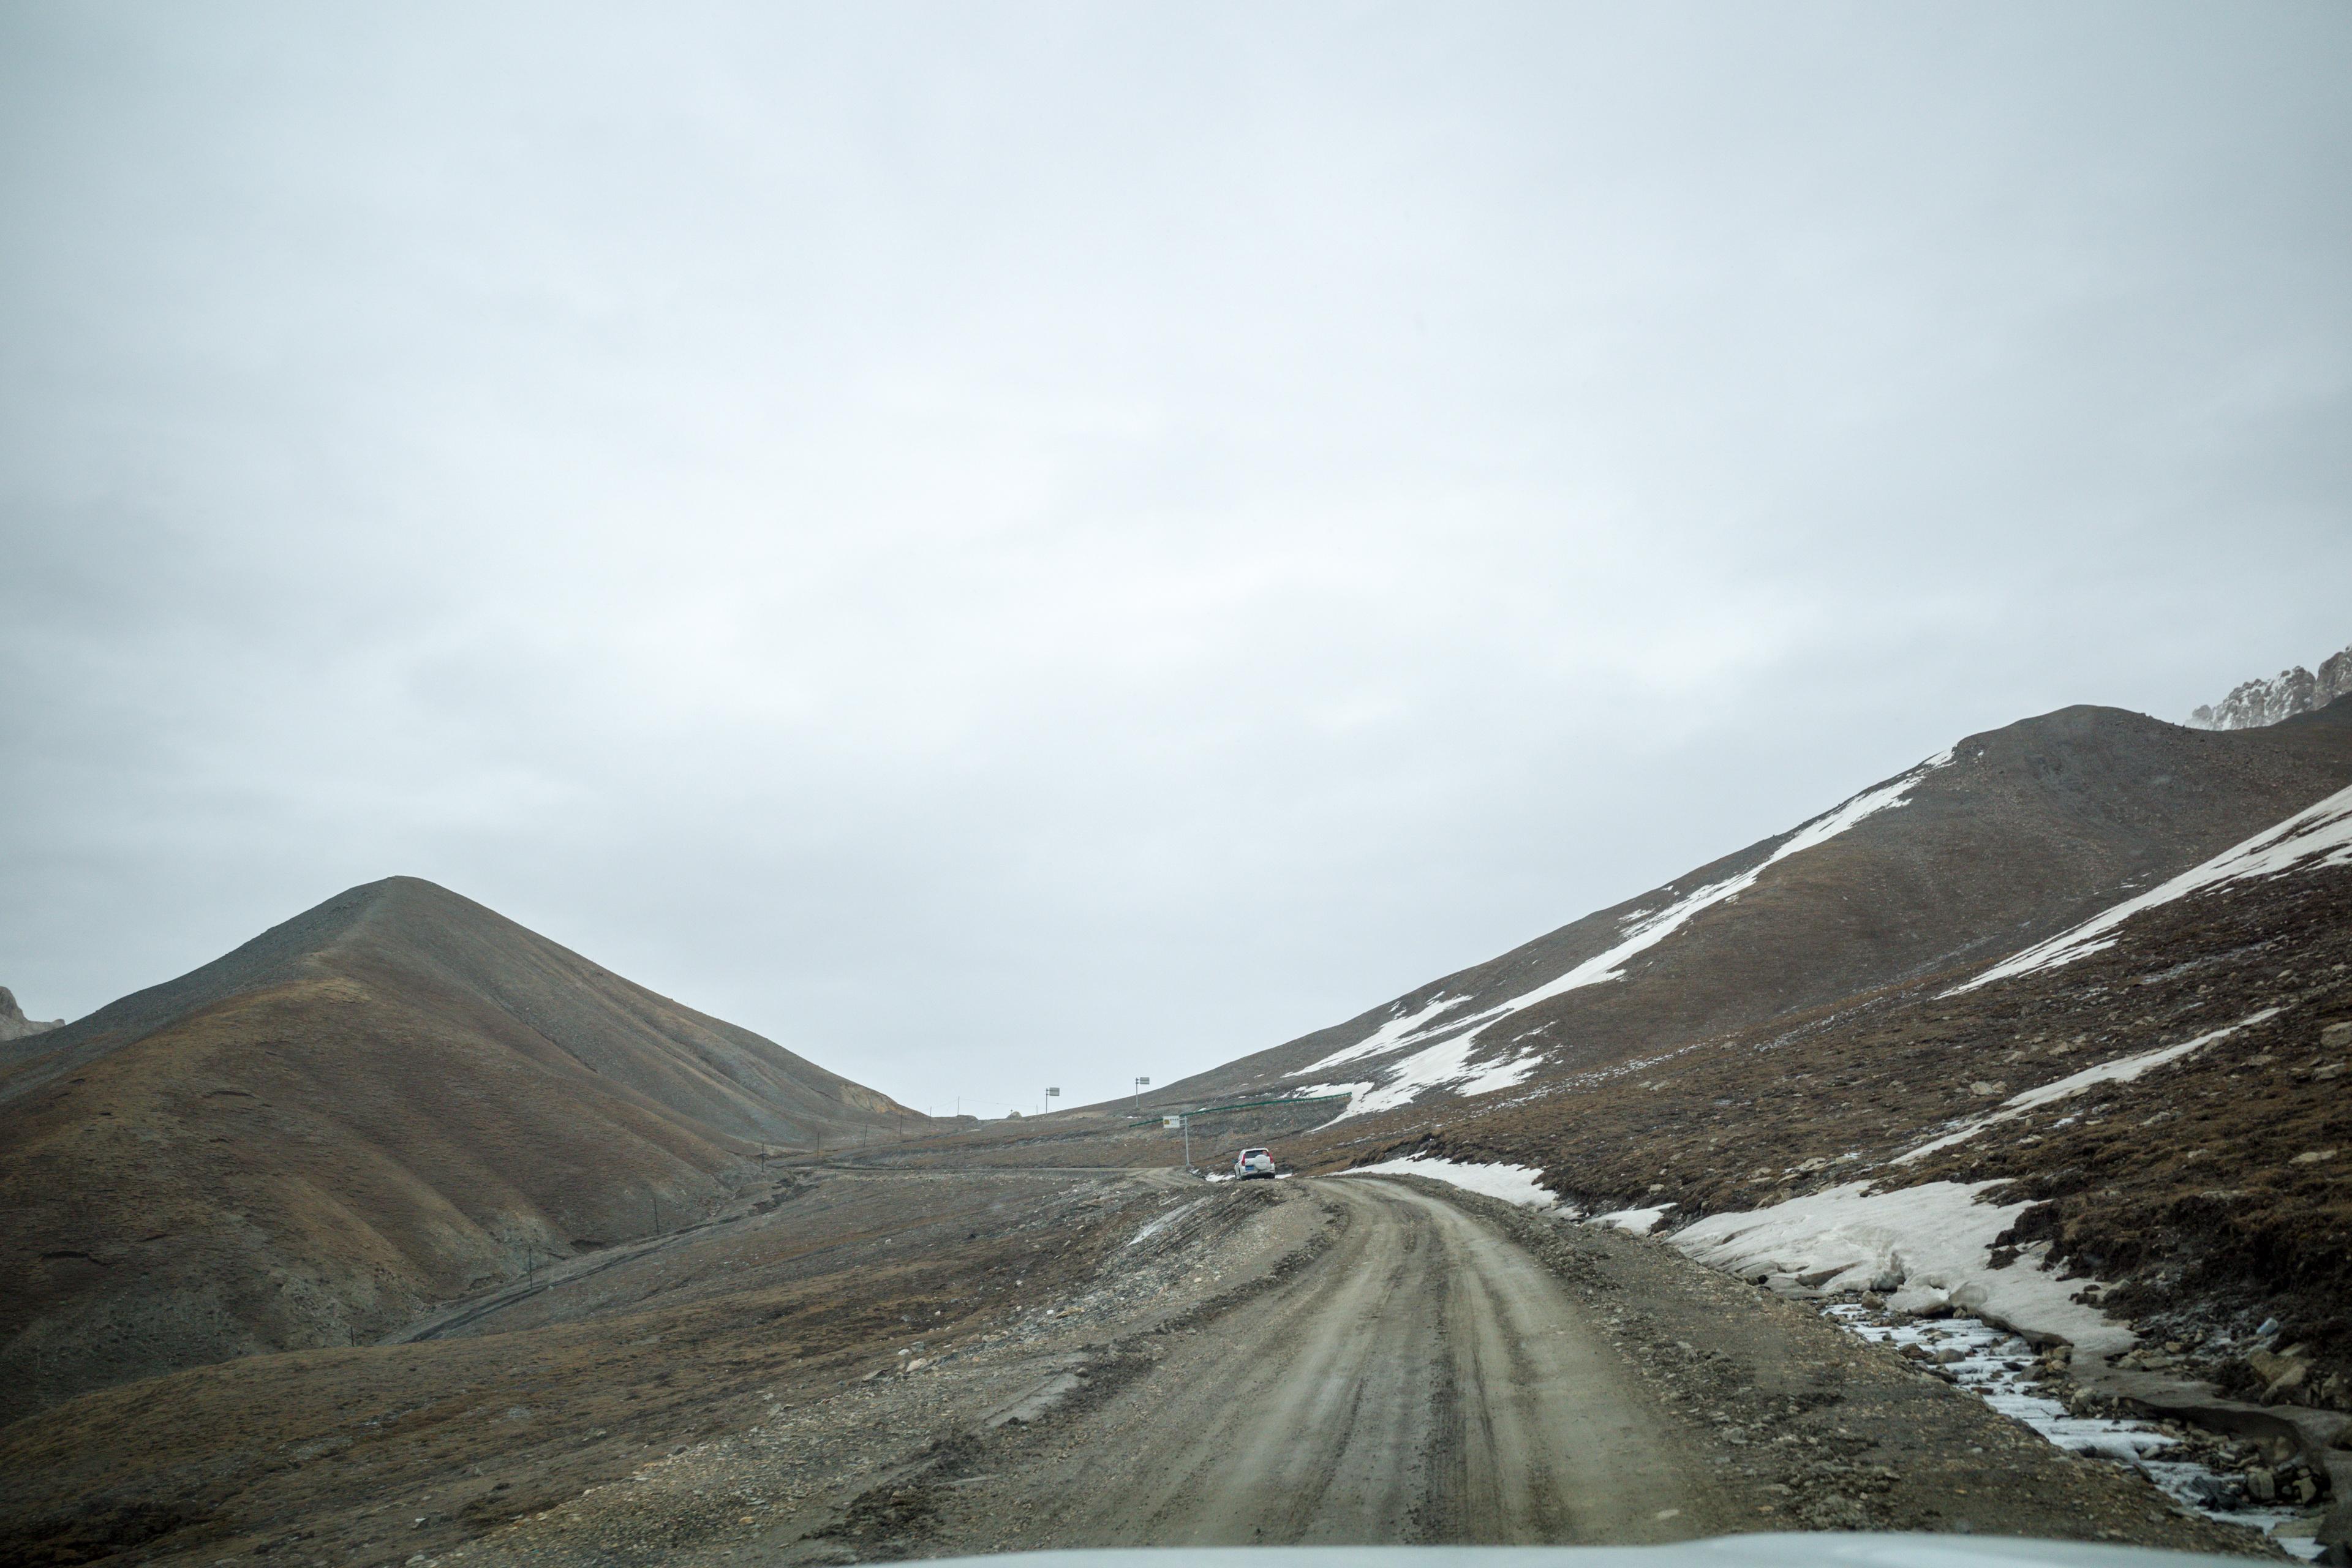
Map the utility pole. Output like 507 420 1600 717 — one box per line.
1181 1115 1191 1169
1134 1076 1150 1116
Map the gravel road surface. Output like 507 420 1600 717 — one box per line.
970 1177 1716 1547
16 1166 2267 1568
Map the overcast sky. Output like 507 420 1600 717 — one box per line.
4 2 2348 1114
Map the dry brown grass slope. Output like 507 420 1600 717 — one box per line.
0 877 927 1420
1153 703 2352 1112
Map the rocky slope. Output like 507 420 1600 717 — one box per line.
1244 710 2352 1553
1117 699 2352 1504
0 877 929 1420
2193 643 2352 731
0 986 62 1041
1150 701 2352 1125
1289 778 2350 1371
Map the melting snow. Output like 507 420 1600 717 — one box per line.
1949 782 2352 995
1823 1306 2326 1558
1290 1080 1368 1099
1894 1008 2283 1164
1125 1197 1209 1247
1589 1203 1675 1235
1319 747 1957 1118
1300 992 1473 1074
1333 1155 1567 1210
1672 1178 2130 1360
1337 1039 1545 1121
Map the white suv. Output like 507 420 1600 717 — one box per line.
1234 1147 1276 1180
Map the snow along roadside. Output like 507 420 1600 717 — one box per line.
1670 1178 2132 1362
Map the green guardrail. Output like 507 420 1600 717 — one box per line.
1127 1092 1353 1127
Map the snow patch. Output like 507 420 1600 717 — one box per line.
1125 1197 1208 1247
1449 750 1952 1035
1589 1203 1675 1235
1950 782 2352 995
1333 1156 1567 1211
1300 992 1473 1074
1672 1179 2130 1360
1336 1038 1545 1121
1894 1009 2282 1164
1322 748 1957 1120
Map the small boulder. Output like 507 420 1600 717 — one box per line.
2248 1350 2310 1403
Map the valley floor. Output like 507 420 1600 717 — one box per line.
2 1163 2275 1567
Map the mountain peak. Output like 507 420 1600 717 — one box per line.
0 986 62 1042
2190 641 2351 730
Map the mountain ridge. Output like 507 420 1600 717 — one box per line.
1151 701 2352 1121
2192 642 2352 731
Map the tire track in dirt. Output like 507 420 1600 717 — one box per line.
925 1177 1721 1550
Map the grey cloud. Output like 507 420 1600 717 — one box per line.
4 2 2348 1114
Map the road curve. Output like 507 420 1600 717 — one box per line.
985 1176 1719 1548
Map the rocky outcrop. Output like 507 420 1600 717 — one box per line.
0 987 63 1041
2192 644 2352 730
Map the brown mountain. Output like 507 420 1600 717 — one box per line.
1262 713 2352 1430
0 876 925 1419
1150 701 2352 1121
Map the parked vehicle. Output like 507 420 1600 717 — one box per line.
1234 1147 1277 1180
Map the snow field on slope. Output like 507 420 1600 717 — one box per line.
1672 1178 2130 1360
1950 781 2352 996
1316 746 1958 1118
1300 992 1472 1074
1338 1039 1546 1121
1332 1155 1567 1210
1893 1008 2283 1165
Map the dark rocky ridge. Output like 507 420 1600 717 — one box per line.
2193 643 2352 731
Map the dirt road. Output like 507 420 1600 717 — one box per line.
971 1176 1717 1547
6 1167 2269 1567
